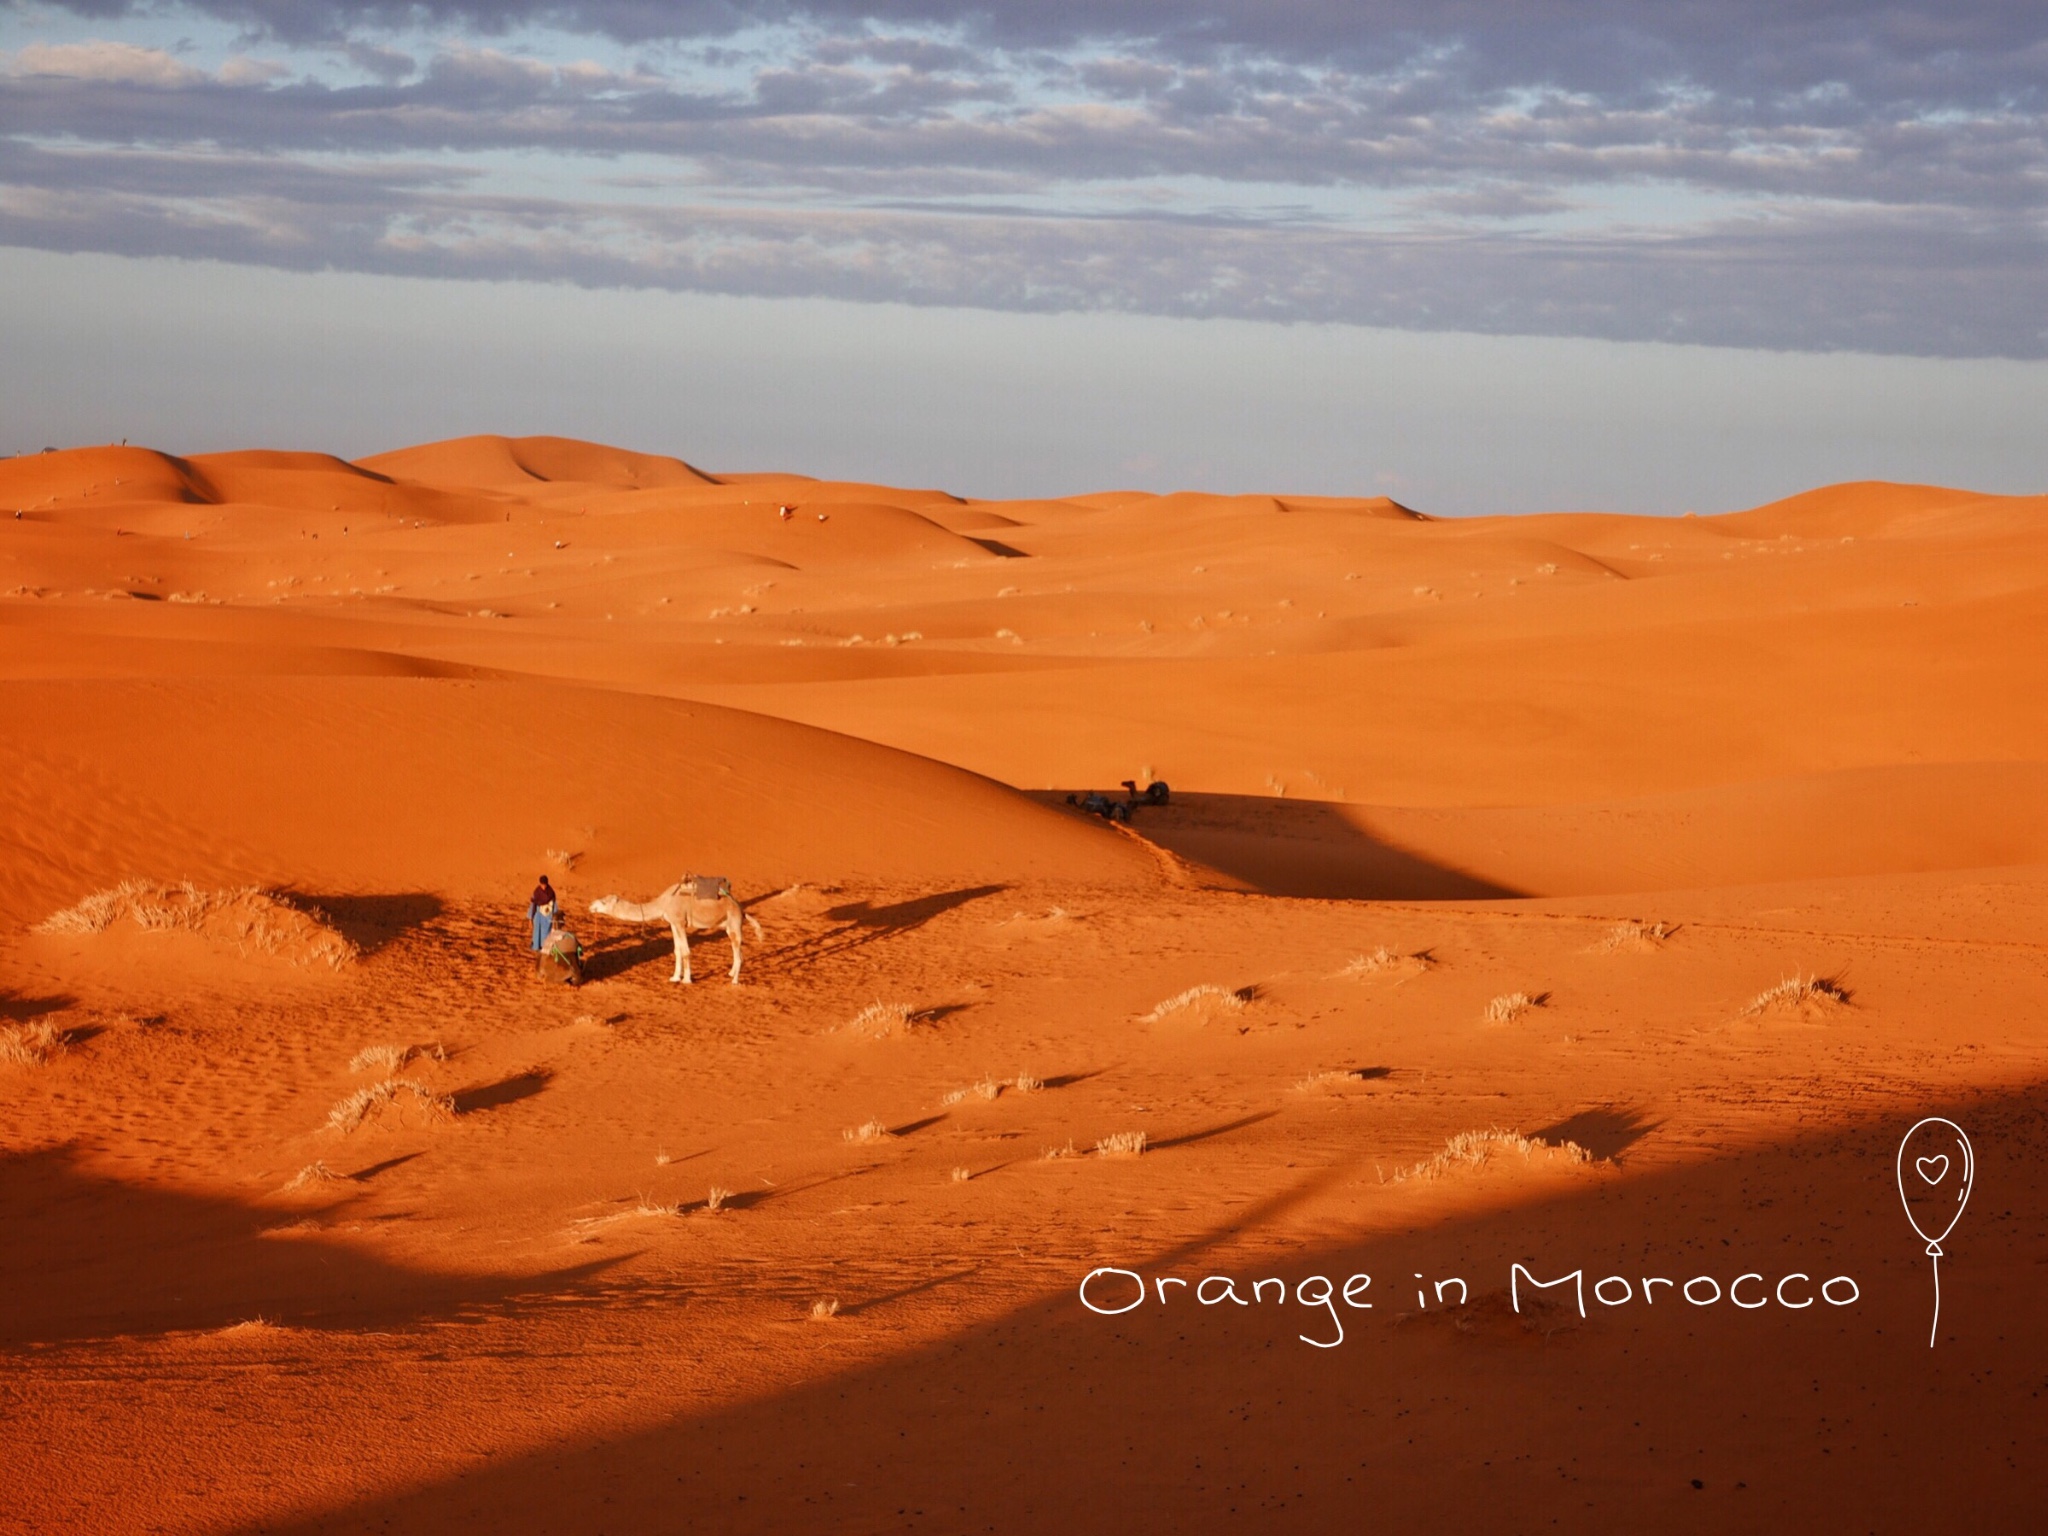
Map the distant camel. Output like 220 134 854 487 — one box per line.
589 876 764 985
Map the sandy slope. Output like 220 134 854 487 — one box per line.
2 437 2045 1534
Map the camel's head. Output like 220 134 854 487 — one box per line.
589 895 617 915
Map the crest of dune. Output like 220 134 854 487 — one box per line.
358 434 719 490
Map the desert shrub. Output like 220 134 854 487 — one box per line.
1338 947 1430 978
326 1079 452 1133
1295 1069 1366 1092
1483 992 1538 1024
1142 984 1248 1022
1094 1131 1147 1158
1743 975 1850 1017
0 1021 65 1067
1397 1127 1591 1183
37 881 356 969
843 1002 915 1037
1596 921 1669 952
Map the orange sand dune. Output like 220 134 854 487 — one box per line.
0 677 1156 925
1713 478 2046 539
3 438 2045 1536
358 432 719 490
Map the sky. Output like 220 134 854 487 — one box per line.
2 1 2045 512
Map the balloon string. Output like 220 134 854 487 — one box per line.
1928 1250 1941 1349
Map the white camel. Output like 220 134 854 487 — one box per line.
588 876 764 985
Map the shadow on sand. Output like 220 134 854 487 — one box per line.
764 884 1009 968
232 1080 2048 1534
1530 1106 1664 1163
295 892 446 956
453 1069 553 1116
0 988 76 1022
1044 791 1520 900
0 1144 619 1347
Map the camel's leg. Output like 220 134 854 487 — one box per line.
726 909 743 984
668 917 693 984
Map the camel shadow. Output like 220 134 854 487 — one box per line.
824 885 1008 933
581 933 683 984
777 885 1009 967
297 893 445 957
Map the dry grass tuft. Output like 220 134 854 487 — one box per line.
843 1120 893 1145
843 1001 916 1037
1337 947 1431 979
569 1198 682 1231
282 1161 345 1191
1012 1072 1043 1093
1483 992 1539 1025
1142 984 1249 1023
326 1079 453 1134
349 1044 407 1075
35 880 356 968
1094 1131 1147 1158
214 1317 282 1337
348 1043 442 1075
1295 1068 1366 1092
1042 1139 1078 1160
705 1186 733 1213
809 1297 840 1320
943 1075 1007 1107
1595 921 1670 953
546 848 580 871
0 1020 66 1067
950 1166 972 1183
1396 1127 1592 1183
1743 974 1851 1018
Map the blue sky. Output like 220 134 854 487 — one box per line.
3 1 2045 510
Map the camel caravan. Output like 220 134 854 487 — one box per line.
533 874 764 988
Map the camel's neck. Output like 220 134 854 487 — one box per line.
601 899 667 923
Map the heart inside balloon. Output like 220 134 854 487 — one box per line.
1897 1118 1974 1251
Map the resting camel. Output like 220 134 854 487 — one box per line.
588 876 764 985
536 924 585 987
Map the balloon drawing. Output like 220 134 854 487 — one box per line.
1895 1117 1973 1348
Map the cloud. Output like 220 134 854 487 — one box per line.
3 4 2045 356
342 41 418 82
217 54 291 86
2 133 2043 357
9 41 207 88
